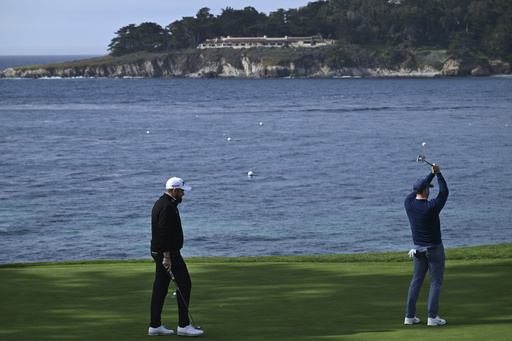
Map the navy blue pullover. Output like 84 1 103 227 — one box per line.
404 172 449 246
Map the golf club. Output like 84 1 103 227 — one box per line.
416 154 434 167
168 269 202 330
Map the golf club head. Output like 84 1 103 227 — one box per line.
416 155 426 163
416 154 433 167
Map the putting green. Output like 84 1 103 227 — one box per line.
0 245 511 340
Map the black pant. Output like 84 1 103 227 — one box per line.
150 251 192 328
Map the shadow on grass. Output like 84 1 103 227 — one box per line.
0 264 152 340
0 260 511 340
190 261 512 340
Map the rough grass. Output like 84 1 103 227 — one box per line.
9 52 164 70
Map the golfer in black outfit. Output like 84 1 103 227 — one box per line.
148 177 203 337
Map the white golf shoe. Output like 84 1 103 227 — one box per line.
148 325 174 336
427 315 446 326
177 324 204 336
404 316 420 325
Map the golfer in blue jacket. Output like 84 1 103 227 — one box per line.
404 163 449 326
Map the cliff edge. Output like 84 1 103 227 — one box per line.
1 47 510 78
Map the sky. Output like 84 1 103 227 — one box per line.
0 0 310 55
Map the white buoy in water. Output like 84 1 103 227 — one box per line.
227 137 231 141
422 142 427 146
259 122 263 126
248 171 254 177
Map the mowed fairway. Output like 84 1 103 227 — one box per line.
1 245 511 340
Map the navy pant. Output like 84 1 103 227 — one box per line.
150 251 192 328
406 244 445 318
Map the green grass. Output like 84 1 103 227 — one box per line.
1 244 511 340
10 52 165 71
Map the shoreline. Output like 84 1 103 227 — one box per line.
2 72 512 80
1 243 510 267
1 48 510 79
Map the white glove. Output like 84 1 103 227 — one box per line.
408 249 417 257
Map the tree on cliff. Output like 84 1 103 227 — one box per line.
107 0 512 62
166 8 216 50
108 22 170 56
215 7 268 37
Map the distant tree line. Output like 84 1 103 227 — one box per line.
108 0 512 60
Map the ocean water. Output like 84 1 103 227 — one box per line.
1 56 511 264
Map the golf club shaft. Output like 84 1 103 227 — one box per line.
168 269 199 329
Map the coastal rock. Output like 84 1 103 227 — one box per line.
471 66 490 77
440 59 482 77
369 65 438 78
1 68 17 77
1 67 52 78
1 49 509 79
489 59 510 74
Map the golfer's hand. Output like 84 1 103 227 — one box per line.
162 258 172 271
432 164 440 174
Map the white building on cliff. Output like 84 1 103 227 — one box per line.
198 36 336 49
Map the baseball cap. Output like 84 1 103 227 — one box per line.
165 177 191 191
413 179 434 192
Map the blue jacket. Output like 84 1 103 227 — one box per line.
404 172 449 245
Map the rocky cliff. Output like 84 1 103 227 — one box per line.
1 47 510 78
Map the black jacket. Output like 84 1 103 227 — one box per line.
151 194 184 253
